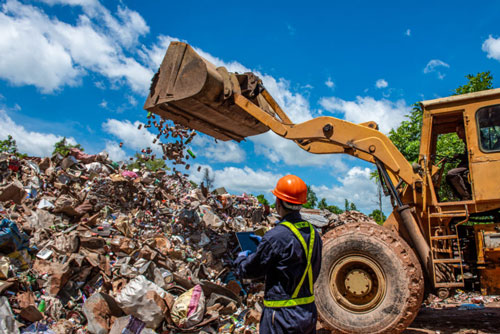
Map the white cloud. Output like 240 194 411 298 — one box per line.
139 35 177 70
102 119 161 154
0 0 153 93
105 140 127 161
312 166 391 213
40 0 99 6
126 95 138 106
319 96 409 133
0 108 76 157
482 35 500 61
0 2 81 92
40 0 149 49
325 77 335 89
375 79 388 89
251 132 348 169
189 164 281 195
192 135 245 163
406 29 411 36
99 100 108 108
423 59 449 79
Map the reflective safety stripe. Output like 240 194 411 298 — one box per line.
263 295 315 308
263 221 315 308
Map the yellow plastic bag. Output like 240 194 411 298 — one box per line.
171 284 205 328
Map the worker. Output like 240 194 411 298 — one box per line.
235 175 322 334
446 124 471 200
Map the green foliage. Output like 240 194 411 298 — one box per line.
388 104 423 164
127 153 167 172
453 71 493 95
0 135 26 157
317 197 343 214
344 198 357 211
434 133 466 201
369 209 387 225
189 180 198 188
257 194 269 206
327 205 343 214
317 198 328 210
302 185 318 209
52 137 83 157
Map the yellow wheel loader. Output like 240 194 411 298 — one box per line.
144 42 500 333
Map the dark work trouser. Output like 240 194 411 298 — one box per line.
260 304 317 334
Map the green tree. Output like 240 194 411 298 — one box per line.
343 198 357 211
127 153 167 172
52 137 83 157
316 197 343 214
318 198 328 210
0 135 25 157
369 209 387 225
388 103 423 164
453 71 493 95
302 185 318 209
326 205 343 214
257 194 269 206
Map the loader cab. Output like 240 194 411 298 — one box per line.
420 88 500 210
427 112 469 202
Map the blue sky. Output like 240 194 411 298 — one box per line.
1 0 500 214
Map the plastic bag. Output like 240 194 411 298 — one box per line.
0 219 29 253
115 276 167 329
0 297 19 334
171 284 205 328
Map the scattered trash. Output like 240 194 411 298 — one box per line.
458 303 485 310
0 138 392 333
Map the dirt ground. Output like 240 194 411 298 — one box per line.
404 302 500 334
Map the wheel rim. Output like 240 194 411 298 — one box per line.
329 254 386 313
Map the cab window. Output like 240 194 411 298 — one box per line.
476 105 500 152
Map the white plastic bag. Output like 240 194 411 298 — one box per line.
115 276 167 329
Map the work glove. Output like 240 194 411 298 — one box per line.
249 234 262 244
237 250 252 257
233 250 251 268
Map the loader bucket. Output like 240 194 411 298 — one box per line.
143 42 273 141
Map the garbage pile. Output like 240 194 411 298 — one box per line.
0 147 368 334
425 290 500 310
0 147 278 334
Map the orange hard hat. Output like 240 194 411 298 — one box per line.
272 175 307 204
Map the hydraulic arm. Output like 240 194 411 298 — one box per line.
144 41 432 279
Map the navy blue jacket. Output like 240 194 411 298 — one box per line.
237 211 322 333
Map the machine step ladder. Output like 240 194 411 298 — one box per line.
428 204 469 288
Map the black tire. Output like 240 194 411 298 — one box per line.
315 222 424 334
